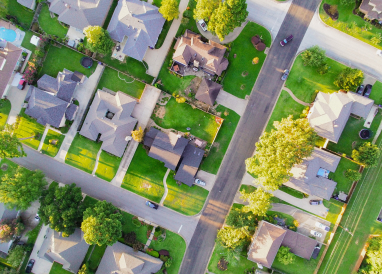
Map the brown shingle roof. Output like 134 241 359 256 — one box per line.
195 78 222 106
0 43 22 97
360 0 382 20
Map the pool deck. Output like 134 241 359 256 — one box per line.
0 19 25 48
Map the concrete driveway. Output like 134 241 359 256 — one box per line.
28 225 53 274
216 90 248 116
195 170 216 191
6 85 28 125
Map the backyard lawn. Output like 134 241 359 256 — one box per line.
324 199 344 225
49 262 72 274
65 134 102 174
41 129 65 157
164 171 209 215
38 4 68 38
4 0 34 27
14 109 45 150
96 67 146 99
0 99 11 128
121 144 166 203
200 106 240 174
222 22 272 99
39 45 97 78
95 151 122 182
330 158 360 194
21 30 37 52
369 81 382 104
151 98 220 143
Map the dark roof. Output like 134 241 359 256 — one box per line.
282 230 318 260
25 85 34 102
256 42 266 51
251 35 260 46
65 103 78 121
174 144 204 186
360 0 382 20
195 78 222 106
0 43 22 97
71 71 85 83
143 127 160 147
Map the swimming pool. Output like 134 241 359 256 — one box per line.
0 27 16 42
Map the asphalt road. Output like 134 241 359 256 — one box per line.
179 0 322 273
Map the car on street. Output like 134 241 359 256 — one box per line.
280 35 293 46
198 19 208 32
194 178 206 186
146 201 159 210
25 259 35 273
309 199 322 205
364 84 372 98
310 230 322 238
315 221 330 231
17 78 26 90
377 50 382 57
281 69 289 81
356 85 365 95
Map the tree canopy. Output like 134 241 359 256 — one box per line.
240 187 273 216
334 67 364 91
159 0 179 21
246 116 318 190
359 236 382 273
216 226 248 249
226 207 257 230
0 125 26 159
131 127 144 142
301 46 326 67
194 0 219 20
352 142 380 167
0 0 8 19
83 26 114 55
344 169 362 182
0 219 24 243
7 246 24 268
0 167 47 210
38 183 85 237
81 200 123 246
276 246 296 265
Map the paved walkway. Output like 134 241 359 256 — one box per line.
160 169 171 205
216 90 248 116
6 85 28 125
144 225 158 251
283 87 310 106
196 21 248 44
37 125 50 152
55 64 105 162
91 148 103 175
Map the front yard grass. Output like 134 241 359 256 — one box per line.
121 144 166 203
164 171 209 215
330 157 360 194
121 212 149 244
200 106 240 174
95 151 122 182
279 185 304 199
41 129 65 157
5 0 34 27
369 81 382 104
65 134 102 174
0 99 11 128
39 45 97 79
151 98 220 143
96 67 146 99
21 30 37 52
14 109 45 150
222 22 271 99
38 4 68 38
49 262 72 274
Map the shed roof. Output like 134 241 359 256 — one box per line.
195 78 222 106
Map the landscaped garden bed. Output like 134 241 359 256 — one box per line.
95 151 122 182
41 129 65 157
14 109 45 150
38 4 68 38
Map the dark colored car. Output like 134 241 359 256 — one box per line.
146 201 159 210
356 85 365 95
364 84 372 97
309 199 322 205
280 35 293 46
25 259 35 273
17 78 26 90
311 244 321 259
281 69 289 81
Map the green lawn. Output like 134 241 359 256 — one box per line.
268 210 296 226
83 244 107 272
369 81 382 104
49 262 72 274
0 99 11 128
265 90 306 132
96 67 146 99
102 0 118 29
95 151 122 182
151 98 220 143
38 4 68 38
327 112 382 156
14 109 45 150
41 129 65 157
4 0 34 27
324 199 344 225
121 144 166 203
65 134 102 174
21 30 37 52
200 106 240 174
164 171 209 215
319 0 382 50
39 45 97 79
121 212 150 244
222 22 271 99
330 157 360 194
286 55 347 103
279 185 305 199
176 0 200 37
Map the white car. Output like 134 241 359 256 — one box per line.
377 50 382 57
310 230 322 238
315 222 330 232
198 19 208 32
194 178 206 186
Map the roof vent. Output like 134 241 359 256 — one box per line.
106 111 115 119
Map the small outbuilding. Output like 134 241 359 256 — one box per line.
195 78 222 106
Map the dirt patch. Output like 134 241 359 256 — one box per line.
186 77 203 95
323 3 339 20
242 71 248 77
154 105 166 119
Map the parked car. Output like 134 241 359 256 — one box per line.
280 35 293 46
309 199 322 205
25 259 35 273
194 178 206 186
364 84 372 98
377 50 382 57
281 69 289 81
311 244 321 259
356 85 365 95
315 222 330 231
145 201 159 210
17 78 26 90
198 19 208 32
310 230 322 238
35 213 40 221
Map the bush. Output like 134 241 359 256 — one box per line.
7 246 24 268
344 169 362 182
132 218 141 227
132 241 144 251
147 250 159 258
165 257 172 267
317 63 329 75
124 231 137 245
301 46 326 67
334 67 364 91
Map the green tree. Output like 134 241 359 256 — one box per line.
7 246 24 268
0 125 26 159
226 208 257 229
131 127 144 142
344 169 362 182
0 0 8 18
81 200 123 246
38 183 85 237
215 243 240 266
352 142 380 167
246 116 318 190
216 227 247 249
194 0 220 20
159 0 179 21
301 46 326 67
0 268 17 274
0 218 24 242
0 167 47 210
359 236 382 273
208 0 248 41
276 246 296 265
78 264 89 274
240 188 273 216
334 67 364 91
83 26 114 55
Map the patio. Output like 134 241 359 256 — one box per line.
111 36 127 61
170 61 215 78
66 26 85 48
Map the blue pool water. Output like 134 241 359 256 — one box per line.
0 27 16 42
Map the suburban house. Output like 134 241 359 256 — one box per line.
0 42 23 98
195 78 222 106
247 221 318 268
37 228 89 273
144 127 204 186
107 0 165 61
284 148 341 200
25 69 82 128
359 0 382 21
17 0 36 10
96 241 163 274
308 91 374 143
79 89 137 157
0 203 20 257
172 30 229 76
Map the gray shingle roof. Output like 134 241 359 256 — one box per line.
79 90 137 157
143 127 159 147
360 0 382 20
195 78 222 106
48 0 113 30
65 103 78 120
17 0 35 9
174 144 204 186
107 0 165 61
0 43 22 98
282 230 318 260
